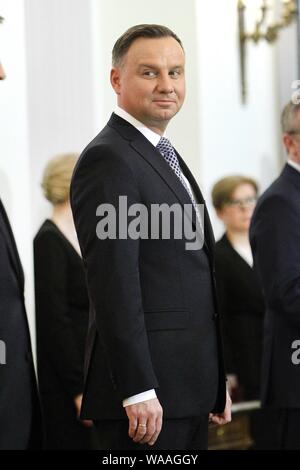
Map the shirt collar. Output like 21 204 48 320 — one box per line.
287 159 300 173
114 105 165 147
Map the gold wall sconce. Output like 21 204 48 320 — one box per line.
238 0 298 103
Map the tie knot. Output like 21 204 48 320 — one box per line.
156 137 173 154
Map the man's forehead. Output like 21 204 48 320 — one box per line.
126 37 185 65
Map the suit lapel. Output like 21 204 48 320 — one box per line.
131 138 196 208
176 154 215 259
0 199 25 292
108 113 214 255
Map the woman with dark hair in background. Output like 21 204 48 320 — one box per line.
34 153 97 449
212 175 277 449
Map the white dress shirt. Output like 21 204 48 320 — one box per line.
114 107 198 215
288 159 300 173
114 106 197 407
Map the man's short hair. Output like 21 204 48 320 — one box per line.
281 101 300 134
112 24 184 67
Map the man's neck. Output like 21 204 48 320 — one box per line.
288 158 300 173
115 105 167 136
145 125 165 136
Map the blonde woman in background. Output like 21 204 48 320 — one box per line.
34 154 97 449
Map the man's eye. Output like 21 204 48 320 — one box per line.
170 70 181 77
143 71 156 77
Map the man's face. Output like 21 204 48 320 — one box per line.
111 36 186 134
283 110 300 164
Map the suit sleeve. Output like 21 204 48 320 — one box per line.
34 232 84 398
70 145 159 400
250 194 300 328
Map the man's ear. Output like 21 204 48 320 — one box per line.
110 68 121 95
283 133 292 156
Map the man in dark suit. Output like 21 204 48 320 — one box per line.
0 18 42 449
71 24 230 450
250 100 300 449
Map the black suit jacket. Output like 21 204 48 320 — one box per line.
34 219 92 449
71 113 226 420
215 234 265 400
34 220 88 399
0 199 42 449
250 164 300 408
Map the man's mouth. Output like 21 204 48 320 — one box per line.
153 99 176 104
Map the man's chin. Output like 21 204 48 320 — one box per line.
152 108 178 122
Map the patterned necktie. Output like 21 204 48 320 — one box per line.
156 137 203 232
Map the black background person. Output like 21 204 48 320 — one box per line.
34 154 97 449
0 15 42 450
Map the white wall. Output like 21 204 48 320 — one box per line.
196 0 287 238
25 0 98 232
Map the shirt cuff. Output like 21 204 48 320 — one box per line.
122 389 157 407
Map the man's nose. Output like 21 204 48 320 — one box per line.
0 62 6 80
157 73 174 93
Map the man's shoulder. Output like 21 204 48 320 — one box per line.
74 126 127 174
83 121 120 153
71 117 140 192
251 167 299 237
83 112 139 152
254 168 290 212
